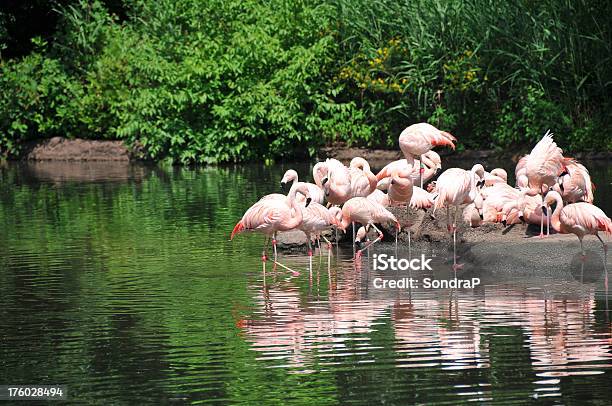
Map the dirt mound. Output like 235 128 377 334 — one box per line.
22 137 131 161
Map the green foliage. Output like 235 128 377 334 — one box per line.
0 0 610 161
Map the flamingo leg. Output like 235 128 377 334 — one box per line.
596 233 608 272
358 223 383 254
419 155 424 189
546 210 550 237
352 221 356 256
262 236 270 262
452 206 463 271
273 260 300 277
580 237 585 257
540 210 544 238
446 206 451 234
272 232 278 261
407 226 411 259
307 238 313 274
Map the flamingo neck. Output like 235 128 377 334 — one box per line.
468 170 478 202
285 188 303 228
549 195 563 232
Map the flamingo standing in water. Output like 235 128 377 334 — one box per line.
299 203 341 270
433 164 485 270
338 197 400 257
231 182 311 264
542 191 611 257
399 123 456 188
280 169 325 204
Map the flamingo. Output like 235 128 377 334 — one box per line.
409 186 435 210
515 155 529 188
376 151 442 184
433 164 485 270
318 159 352 205
338 197 400 257
367 189 390 207
349 157 377 197
463 203 483 227
231 182 311 264
280 169 325 204
542 191 611 264
480 183 521 223
383 178 436 209
553 160 594 204
299 203 341 270
483 168 508 186
399 123 456 188
523 130 566 196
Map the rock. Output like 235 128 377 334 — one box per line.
276 230 308 251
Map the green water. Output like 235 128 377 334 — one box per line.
1 160 611 404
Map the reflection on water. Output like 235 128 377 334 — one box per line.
0 160 610 404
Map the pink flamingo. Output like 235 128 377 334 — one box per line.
348 157 377 197
317 159 352 205
367 189 390 207
433 164 485 270
338 197 400 257
280 169 325 204
300 203 341 270
523 130 566 196
515 155 529 188
231 182 311 264
376 151 442 184
463 203 483 228
387 167 414 207
410 186 435 210
483 168 508 186
399 123 456 188
542 190 611 263
553 160 594 204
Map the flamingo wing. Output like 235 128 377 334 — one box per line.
561 203 612 235
409 186 434 209
525 131 564 183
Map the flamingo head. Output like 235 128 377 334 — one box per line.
328 206 342 226
354 226 367 249
280 169 298 190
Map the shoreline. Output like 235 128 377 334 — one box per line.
7 137 612 163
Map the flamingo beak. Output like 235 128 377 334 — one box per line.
322 177 328 185
502 219 507 227
305 197 312 207
280 181 287 191
541 206 548 216
479 212 484 220
519 215 525 223
477 180 485 188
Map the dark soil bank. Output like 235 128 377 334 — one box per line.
12 137 612 163
20 137 131 161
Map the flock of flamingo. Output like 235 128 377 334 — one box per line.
231 123 611 272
